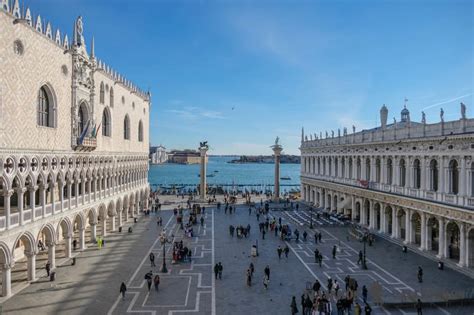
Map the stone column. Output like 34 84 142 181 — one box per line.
437 217 446 258
458 223 466 267
50 183 56 214
380 203 386 233
91 223 97 242
81 180 86 204
420 212 427 250
59 182 64 212
404 209 411 244
459 157 466 198
439 157 445 194
64 235 72 258
2 263 12 297
79 228 86 250
118 210 123 228
351 196 356 221
199 145 209 201
26 251 36 281
40 185 46 217
29 186 36 222
75 180 80 206
67 181 72 210
18 188 25 225
87 180 92 202
271 143 283 202
48 242 56 269
391 208 398 238
4 190 12 229
111 215 116 232
101 219 107 237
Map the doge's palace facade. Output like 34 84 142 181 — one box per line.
301 103 474 272
0 2 150 296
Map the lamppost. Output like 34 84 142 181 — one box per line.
160 231 173 273
309 204 314 229
362 233 368 270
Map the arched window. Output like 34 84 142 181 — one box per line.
375 158 381 182
387 158 393 185
429 159 438 192
448 159 459 195
78 103 89 134
123 115 130 140
102 108 111 137
413 159 421 189
334 158 338 177
348 158 353 179
99 82 105 104
110 87 114 107
399 159 406 187
365 158 371 181
356 158 361 180
37 86 55 127
138 120 143 142
341 158 345 178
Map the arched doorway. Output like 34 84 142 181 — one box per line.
446 221 460 262
355 201 361 223
0 242 12 296
468 228 474 268
374 203 381 231
411 212 421 246
98 205 108 237
397 208 406 240
57 218 72 260
364 200 370 226
11 232 36 287
426 217 439 252
384 206 393 235
72 213 85 251
333 195 337 213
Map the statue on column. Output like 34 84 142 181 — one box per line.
440 108 444 122
74 16 85 47
421 111 426 124
352 125 355 133
338 128 341 137
343 127 347 136
461 102 466 119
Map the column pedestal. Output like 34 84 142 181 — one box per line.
271 144 283 202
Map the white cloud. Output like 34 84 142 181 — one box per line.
164 106 226 120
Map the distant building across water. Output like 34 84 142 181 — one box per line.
150 145 168 164
168 149 206 164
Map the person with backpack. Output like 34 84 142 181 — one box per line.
119 282 127 300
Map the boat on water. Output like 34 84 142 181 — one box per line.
280 176 291 180
198 174 216 178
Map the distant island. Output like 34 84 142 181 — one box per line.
228 155 300 164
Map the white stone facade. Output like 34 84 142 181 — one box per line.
300 105 474 271
150 145 168 164
0 3 151 297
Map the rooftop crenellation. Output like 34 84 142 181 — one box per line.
1 0 150 101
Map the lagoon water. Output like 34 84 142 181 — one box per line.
148 156 300 190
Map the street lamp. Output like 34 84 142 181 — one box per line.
309 205 314 229
362 233 368 270
159 231 173 273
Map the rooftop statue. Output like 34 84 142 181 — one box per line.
274 136 279 146
199 141 208 149
421 111 426 124
440 108 444 122
461 102 466 119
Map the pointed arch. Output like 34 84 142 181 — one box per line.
138 120 144 142
99 82 105 104
124 115 130 140
102 107 112 137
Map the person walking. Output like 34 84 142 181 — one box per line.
264 265 270 280
417 266 423 283
120 282 127 300
262 229 266 240
314 249 319 263
416 298 423 315
149 252 155 267
318 253 323 267
145 271 153 291
154 274 160 291
73 239 77 251
246 268 252 287
303 231 308 242
362 285 368 303
291 296 299 315
218 262 223 279
312 280 321 294
200 216 204 227
334 279 340 297
249 262 255 276
332 245 337 259
284 245 290 258
357 250 363 265
364 303 372 315
277 246 282 259
263 275 269 290
301 294 306 315
45 261 51 277
214 263 219 279
354 302 361 315
278 217 282 225
314 232 318 244
318 232 322 242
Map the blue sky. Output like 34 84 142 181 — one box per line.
32 0 473 154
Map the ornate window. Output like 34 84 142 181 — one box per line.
123 115 130 140
78 103 89 134
387 158 393 185
102 108 111 137
138 120 143 142
448 159 459 195
399 159 406 187
99 82 105 104
110 87 114 107
413 159 421 189
375 158 381 182
37 86 55 127
429 159 438 192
